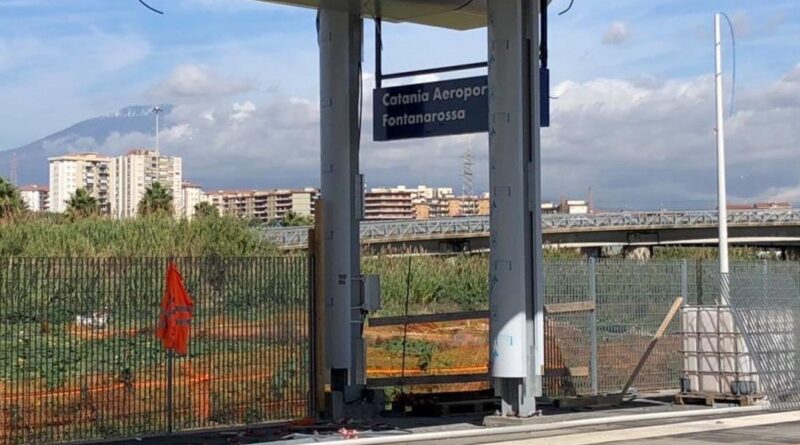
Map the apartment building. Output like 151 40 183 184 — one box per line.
181 182 208 219
729 202 792 211
48 153 114 214
562 200 589 215
413 199 450 220
411 186 454 201
446 195 490 217
366 185 493 220
364 187 414 220
19 185 49 213
114 149 182 218
477 195 490 215
208 188 318 223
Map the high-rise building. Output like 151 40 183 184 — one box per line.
208 188 318 223
413 200 450 220
48 153 114 214
181 182 208 219
114 149 182 218
409 186 455 220
19 185 49 213
410 185 454 201
364 187 414 220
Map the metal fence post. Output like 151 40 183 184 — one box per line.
307 237 317 417
167 351 174 433
681 260 689 305
588 258 598 395
696 259 704 306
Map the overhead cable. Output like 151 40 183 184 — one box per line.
558 0 575 16
719 12 737 117
137 0 164 15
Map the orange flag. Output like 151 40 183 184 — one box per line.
157 262 194 356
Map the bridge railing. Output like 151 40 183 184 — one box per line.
259 209 800 248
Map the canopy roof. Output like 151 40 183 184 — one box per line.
255 0 490 30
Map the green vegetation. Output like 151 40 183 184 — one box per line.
138 182 173 217
363 254 488 315
194 201 219 218
66 188 100 220
375 338 438 371
0 216 277 257
0 176 27 220
654 246 764 260
281 210 313 227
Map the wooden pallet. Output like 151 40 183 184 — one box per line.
674 391 762 407
396 390 499 417
436 397 499 416
552 394 624 409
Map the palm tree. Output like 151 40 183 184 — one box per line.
138 182 174 217
0 177 26 220
282 210 313 227
66 188 100 219
193 201 219 219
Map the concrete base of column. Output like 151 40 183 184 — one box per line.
496 377 538 418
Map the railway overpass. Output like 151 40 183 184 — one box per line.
260 209 800 256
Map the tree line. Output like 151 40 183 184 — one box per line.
0 177 205 220
1 177 314 227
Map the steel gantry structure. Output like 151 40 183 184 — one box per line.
256 0 577 417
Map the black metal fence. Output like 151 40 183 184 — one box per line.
0 257 310 445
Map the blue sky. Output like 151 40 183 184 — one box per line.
1 0 798 208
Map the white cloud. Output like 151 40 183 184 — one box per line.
14 58 800 210
603 22 630 45
731 12 751 38
118 61 798 209
758 185 800 204
91 33 150 71
0 37 48 71
178 0 270 12
230 101 257 121
148 64 254 100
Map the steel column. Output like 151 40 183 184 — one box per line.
318 8 364 394
487 0 543 417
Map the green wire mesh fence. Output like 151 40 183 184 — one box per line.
0 257 310 445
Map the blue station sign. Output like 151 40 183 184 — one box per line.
373 71 550 142
373 76 489 142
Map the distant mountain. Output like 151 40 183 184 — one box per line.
0 105 172 185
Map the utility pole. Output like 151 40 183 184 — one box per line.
714 13 730 305
152 106 164 155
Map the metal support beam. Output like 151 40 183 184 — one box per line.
318 8 364 398
487 0 543 417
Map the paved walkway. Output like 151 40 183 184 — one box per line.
605 421 800 444
486 411 800 445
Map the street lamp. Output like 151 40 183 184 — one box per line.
714 13 730 305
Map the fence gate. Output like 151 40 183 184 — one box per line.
543 260 687 399
0 257 311 445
